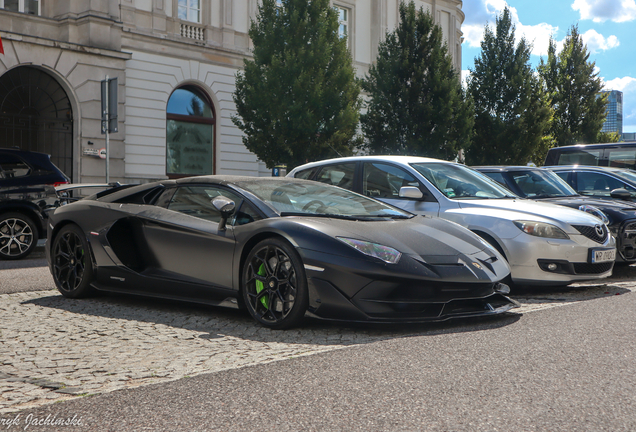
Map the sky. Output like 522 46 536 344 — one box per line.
461 0 636 133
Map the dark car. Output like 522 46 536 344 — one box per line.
544 141 636 170
547 165 636 202
475 166 636 263
46 176 517 329
0 148 69 259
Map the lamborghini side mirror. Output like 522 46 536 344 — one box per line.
212 196 236 230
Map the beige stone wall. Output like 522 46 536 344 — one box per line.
0 0 464 182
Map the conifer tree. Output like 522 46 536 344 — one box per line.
360 1 473 160
465 8 552 166
232 0 361 170
539 25 608 147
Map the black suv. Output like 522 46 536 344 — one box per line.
0 148 68 259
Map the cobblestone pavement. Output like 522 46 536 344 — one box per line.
1 265 635 414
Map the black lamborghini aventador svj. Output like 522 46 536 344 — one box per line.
47 176 517 329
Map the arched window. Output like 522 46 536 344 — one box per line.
0 66 73 178
166 86 215 178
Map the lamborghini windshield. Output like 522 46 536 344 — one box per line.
235 179 413 218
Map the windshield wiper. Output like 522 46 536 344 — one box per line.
280 212 370 220
453 195 517 200
280 212 410 221
532 194 561 199
385 214 412 219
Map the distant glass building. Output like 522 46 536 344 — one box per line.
601 90 623 135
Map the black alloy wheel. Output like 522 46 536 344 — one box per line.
242 238 308 329
0 212 37 260
52 224 95 298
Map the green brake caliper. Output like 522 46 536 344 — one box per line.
254 264 269 309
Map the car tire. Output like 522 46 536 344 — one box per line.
0 212 38 260
51 224 95 298
242 238 308 329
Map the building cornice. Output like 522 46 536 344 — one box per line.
0 31 131 60
120 29 251 67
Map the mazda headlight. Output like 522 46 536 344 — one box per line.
337 237 401 264
579 205 609 225
513 221 569 239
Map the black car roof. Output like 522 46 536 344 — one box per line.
95 176 328 202
174 175 321 187
546 165 631 173
0 147 50 157
547 141 636 151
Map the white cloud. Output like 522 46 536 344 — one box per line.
461 1 558 57
603 76 636 132
517 23 560 57
461 70 471 88
462 1 620 57
581 29 620 53
463 0 509 26
572 0 636 23
604 76 636 91
463 25 487 48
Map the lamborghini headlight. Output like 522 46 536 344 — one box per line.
337 237 402 264
513 221 569 239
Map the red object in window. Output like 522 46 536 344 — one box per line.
51 181 69 187
0 35 4 55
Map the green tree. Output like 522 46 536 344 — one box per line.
232 0 361 170
539 25 607 147
597 131 621 143
465 8 552 166
360 1 473 160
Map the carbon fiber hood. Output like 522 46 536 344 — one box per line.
301 215 491 258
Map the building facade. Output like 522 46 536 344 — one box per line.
621 132 635 142
0 0 465 184
601 90 623 136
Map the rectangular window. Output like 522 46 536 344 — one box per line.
0 154 31 179
316 163 356 189
178 0 201 23
607 149 636 170
0 0 40 14
557 150 601 166
335 6 349 39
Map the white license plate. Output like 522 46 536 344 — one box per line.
591 248 616 263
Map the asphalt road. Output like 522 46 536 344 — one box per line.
6 291 636 432
2 252 636 431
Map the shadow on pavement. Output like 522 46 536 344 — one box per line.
22 291 521 346
511 276 634 311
